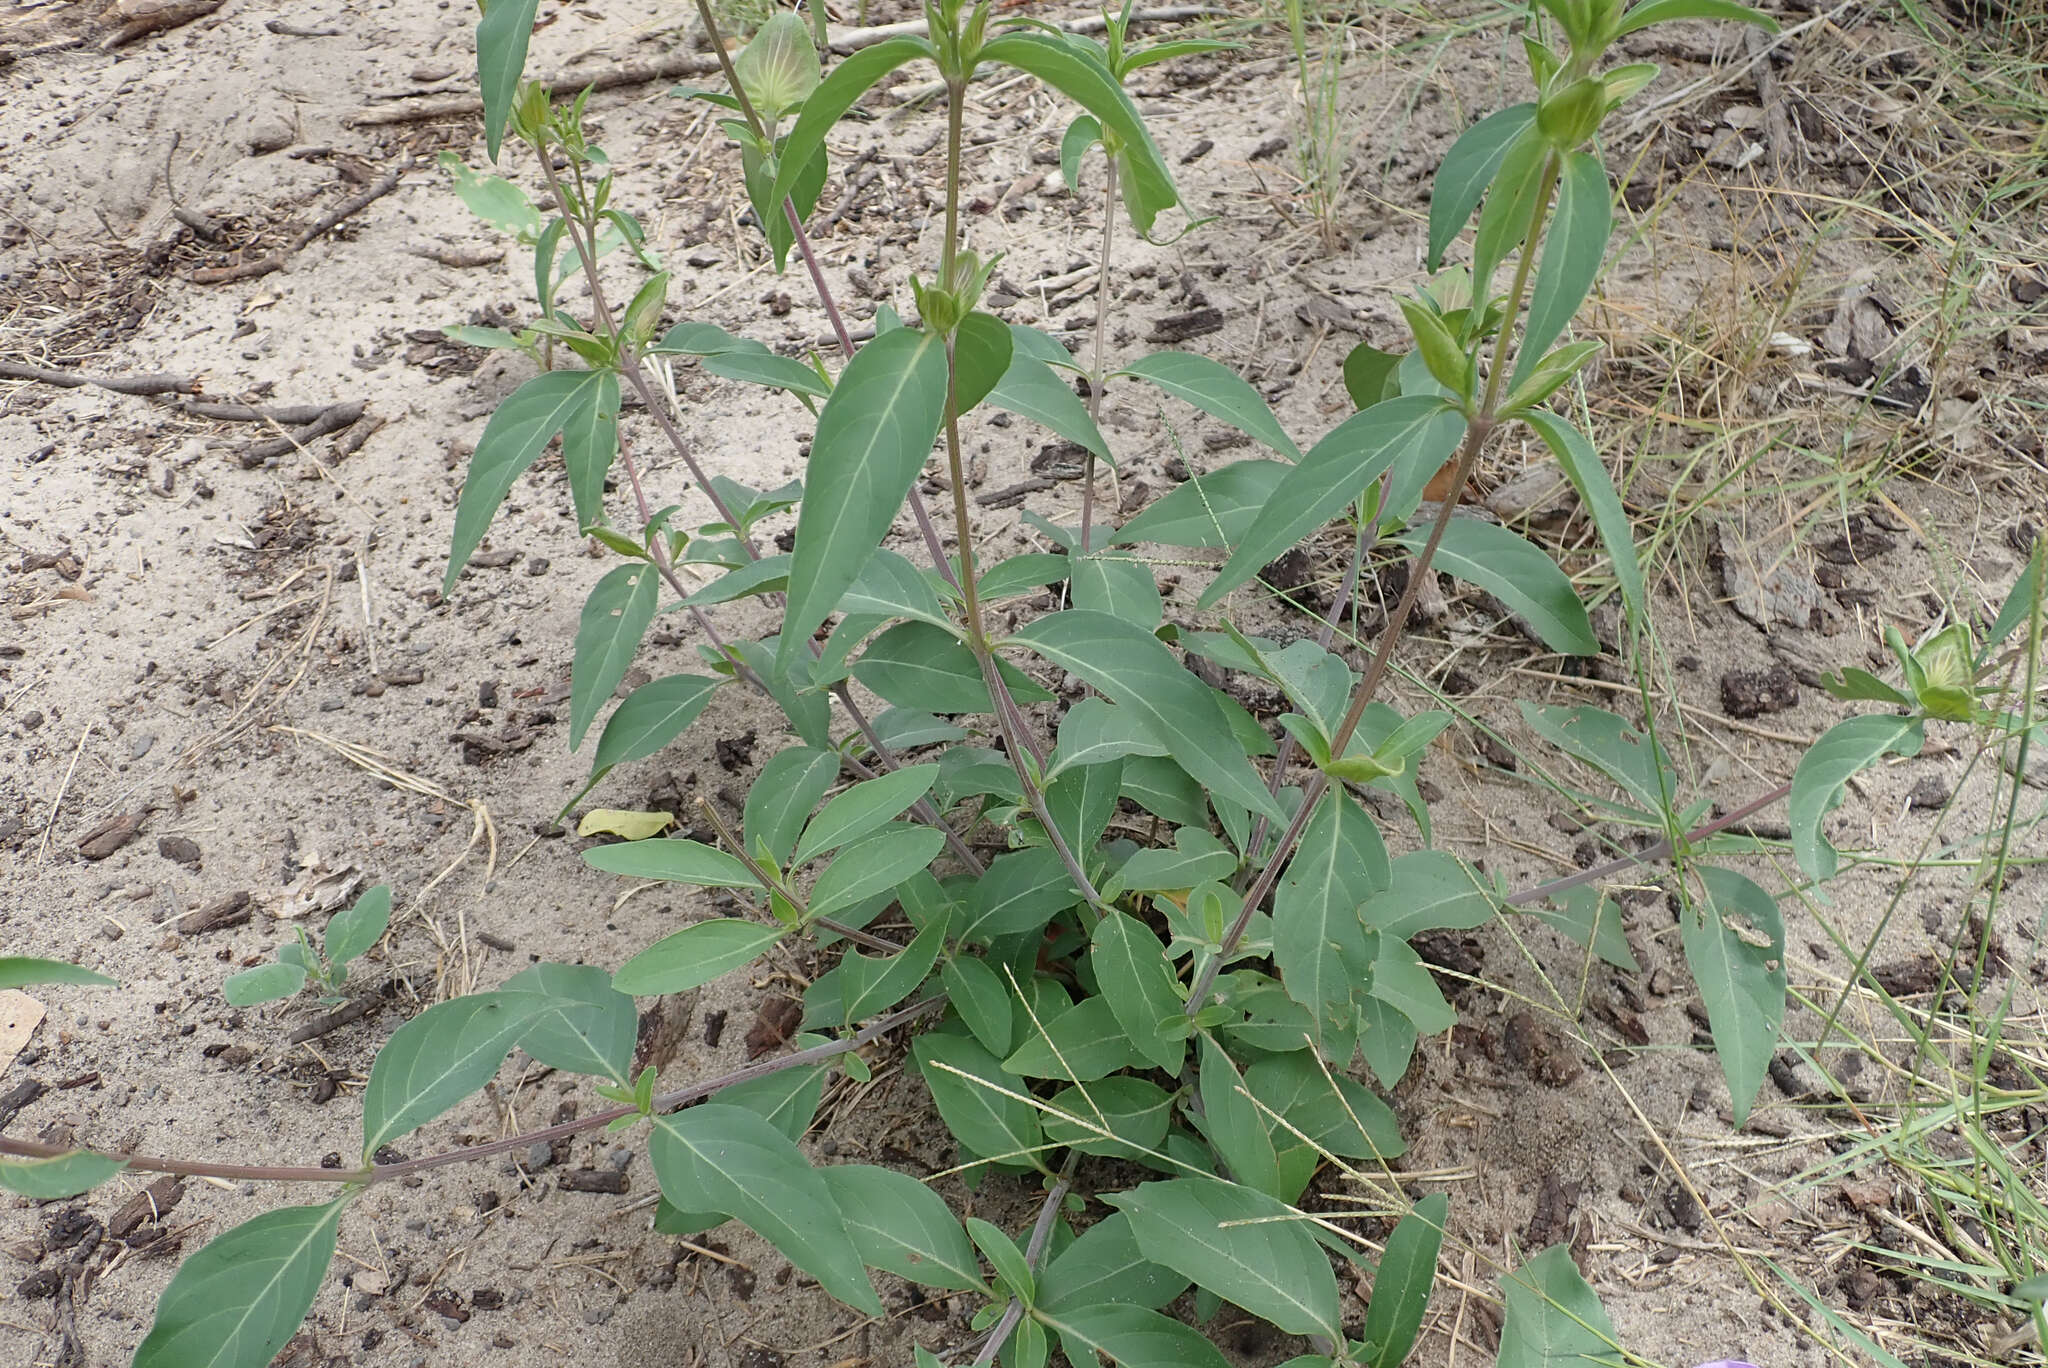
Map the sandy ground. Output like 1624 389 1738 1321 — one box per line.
3 1 2045 1366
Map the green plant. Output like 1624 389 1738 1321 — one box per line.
14 2 2048 1366
222 883 394 1007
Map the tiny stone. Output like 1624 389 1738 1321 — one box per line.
1907 775 1950 810
129 733 156 759
525 1141 552 1170
606 1147 632 1171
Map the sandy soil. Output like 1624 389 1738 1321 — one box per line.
3 1 2045 1366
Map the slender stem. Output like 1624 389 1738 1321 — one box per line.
941 81 965 284
1078 155 1119 552
970 1154 1077 1367
696 0 768 135
1189 152 1565 1013
788 202 857 362
1504 781 1792 908
0 997 945 1186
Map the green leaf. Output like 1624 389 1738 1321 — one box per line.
1041 1304 1233 1368
1356 994 1421 1088
1525 887 1639 972
446 370 615 592
1391 518 1596 655
952 310 1014 415
1399 297 1472 397
1061 113 1103 190
1520 410 1644 628
1112 460 1288 550
475 0 541 159
562 370 621 531
1468 127 1549 301
1045 754 1123 853
793 765 940 867
590 673 723 775
1044 1076 1174 1160
1685 868 1787 1126
979 33 1178 237
1089 912 1189 1072
1007 611 1283 822
583 836 764 891
133 1198 349 1368
1116 352 1301 460
942 956 1015 1056
744 748 839 867
1120 755 1209 828
915 1032 1046 1170
803 827 939 921
1517 704 1673 817
362 993 558 1157
1071 552 1163 628
1614 0 1781 38
733 12 821 121
978 551 1074 600
680 554 791 608
224 961 308 1007
438 153 543 238
1496 1245 1620 1368
506 962 636 1084
988 346 1113 463
569 562 659 750
323 884 392 971
838 919 945 1023
1512 153 1611 389
0 1150 125 1199
655 325 831 398
1343 343 1404 410
1273 791 1389 1044
1004 996 1147 1082
1196 1036 1282 1196
650 1104 882 1314
711 1038 828 1140
1368 936 1457 1036
1204 398 1464 608
1110 1177 1341 1339
1362 1194 1448 1368
1427 103 1537 271
1244 1052 1405 1163
1790 714 1925 881
1500 341 1601 415
1037 1211 1188 1312
614 919 786 996
779 327 950 672
967 1216 1035 1301
840 548 956 630
868 708 968 751
856 622 994 714
1818 667 1913 708
1047 697 1168 778
768 36 934 213
1112 828 1238 893
821 1164 988 1292
0 956 115 990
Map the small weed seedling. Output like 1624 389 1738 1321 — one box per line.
5 3 2046 1368
222 883 393 1008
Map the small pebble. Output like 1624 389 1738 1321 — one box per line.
129 734 156 759
525 1142 552 1170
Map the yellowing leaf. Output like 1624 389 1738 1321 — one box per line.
577 809 677 841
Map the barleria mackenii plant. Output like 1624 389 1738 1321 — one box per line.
12 1 2048 1365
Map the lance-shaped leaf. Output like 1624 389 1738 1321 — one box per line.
570 563 659 750
1684 867 1787 1126
446 369 616 592
793 764 940 867
650 1104 882 1314
1614 0 1781 38
767 36 937 211
1007 610 1283 822
1496 1245 1620 1368
1790 714 1924 881
915 1032 1046 1171
1273 791 1388 1043
1511 153 1612 389
1041 1304 1233 1368
1521 409 1644 628
1361 1194 1448 1368
1391 518 1597 656
1109 1178 1342 1339
614 919 786 996
952 310 1014 415
134 1198 349 1368
0 1150 125 1199
979 33 1179 236
361 992 559 1158
1116 352 1300 460
1036 1211 1188 1312
583 837 764 890
1112 459 1288 550
990 345 1112 464
1202 398 1464 607
0 957 114 990
590 673 723 775
744 748 840 867
475 0 541 159
821 1163 988 1292
506 962 636 1084
1427 103 1536 270
778 327 950 671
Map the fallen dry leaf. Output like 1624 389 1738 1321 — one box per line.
77 812 144 860
0 990 47 1074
